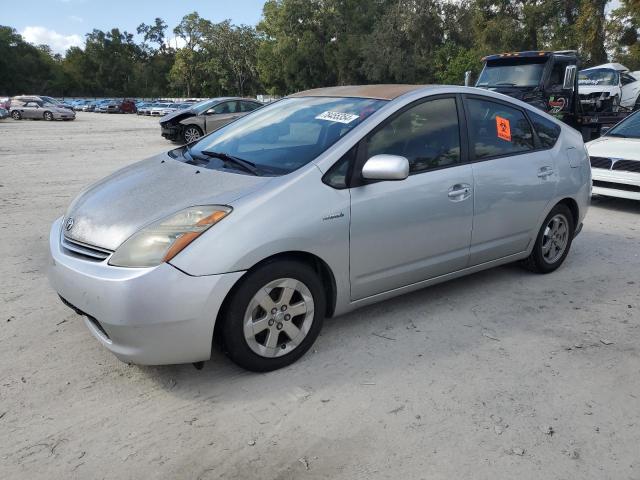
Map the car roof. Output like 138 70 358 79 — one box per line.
289 85 430 100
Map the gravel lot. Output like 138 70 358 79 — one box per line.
1 113 639 479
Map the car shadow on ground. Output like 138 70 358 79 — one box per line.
590 195 640 214
133 240 612 404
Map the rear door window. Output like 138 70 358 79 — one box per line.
466 97 534 159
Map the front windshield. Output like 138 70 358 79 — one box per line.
477 59 546 87
606 111 640 139
187 96 387 175
578 69 619 86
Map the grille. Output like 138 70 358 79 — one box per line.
612 160 640 173
589 156 612 169
593 180 640 193
61 235 113 261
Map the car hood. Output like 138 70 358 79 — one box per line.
578 85 619 95
586 136 640 161
64 153 271 250
160 107 197 123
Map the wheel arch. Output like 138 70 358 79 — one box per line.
557 197 579 226
212 250 338 342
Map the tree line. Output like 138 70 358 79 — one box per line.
1 0 639 98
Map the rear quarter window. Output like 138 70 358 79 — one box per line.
528 111 561 149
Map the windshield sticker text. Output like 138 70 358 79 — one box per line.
315 111 360 124
496 116 512 142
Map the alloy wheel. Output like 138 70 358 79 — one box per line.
243 278 315 358
184 127 201 143
44 112 53 121
11 111 21 120
541 213 569 264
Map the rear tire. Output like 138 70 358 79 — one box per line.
219 260 326 372
521 204 574 274
183 125 203 144
11 110 21 120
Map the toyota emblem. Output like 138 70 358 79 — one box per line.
65 217 75 231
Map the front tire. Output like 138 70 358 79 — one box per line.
521 204 574 274
611 95 620 113
183 125 203 144
220 260 326 372
43 111 54 121
11 110 21 120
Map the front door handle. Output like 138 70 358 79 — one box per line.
448 184 472 201
538 166 554 178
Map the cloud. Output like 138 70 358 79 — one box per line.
164 35 187 49
68 15 83 23
21 26 83 55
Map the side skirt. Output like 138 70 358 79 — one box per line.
339 251 528 315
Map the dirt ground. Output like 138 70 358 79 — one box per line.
1 112 639 480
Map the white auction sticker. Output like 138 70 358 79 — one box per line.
315 111 360 124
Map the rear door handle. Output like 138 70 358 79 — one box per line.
448 184 472 201
538 166 554 178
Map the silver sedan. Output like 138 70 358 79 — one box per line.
49 85 591 371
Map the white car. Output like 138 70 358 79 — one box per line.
587 111 640 200
578 63 640 112
149 103 176 116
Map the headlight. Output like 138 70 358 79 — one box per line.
109 205 231 267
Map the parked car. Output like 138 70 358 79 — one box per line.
49 85 590 371
85 99 111 112
135 102 152 115
0 107 9 119
10 96 75 120
72 100 90 111
0 97 10 109
578 63 640 112
587 110 640 200
149 102 176 116
39 95 75 111
138 102 159 115
160 97 263 143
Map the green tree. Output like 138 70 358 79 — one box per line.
169 12 211 96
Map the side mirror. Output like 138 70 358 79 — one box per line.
362 154 409 181
563 65 577 90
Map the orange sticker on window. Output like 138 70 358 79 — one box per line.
496 115 511 142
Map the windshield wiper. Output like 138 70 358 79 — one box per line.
200 150 262 176
494 82 518 86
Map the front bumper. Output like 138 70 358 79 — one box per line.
48 217 245 365
592 168 640 200
161 124 181 141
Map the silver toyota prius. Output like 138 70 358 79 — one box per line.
49 85 591 371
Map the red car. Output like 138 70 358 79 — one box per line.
105 99 137 113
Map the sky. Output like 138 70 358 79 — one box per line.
2 0 266 54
